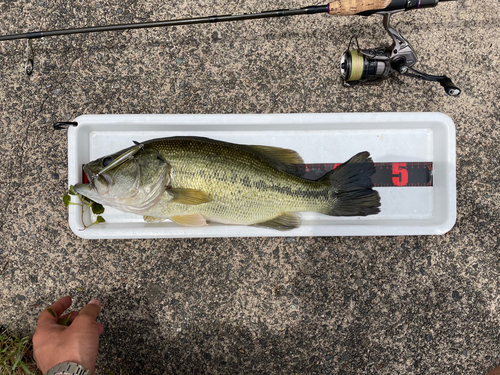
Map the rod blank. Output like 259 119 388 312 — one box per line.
0 6 328 42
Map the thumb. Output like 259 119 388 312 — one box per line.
77 300 102 321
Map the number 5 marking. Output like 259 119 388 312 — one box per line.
392 163 408 186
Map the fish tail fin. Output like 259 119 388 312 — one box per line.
320 151 380 216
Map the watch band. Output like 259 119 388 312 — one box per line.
44 362 92 375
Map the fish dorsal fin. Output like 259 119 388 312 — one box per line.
248 145 304 165
252 213 301 231
168 188 210 205
143 216 165 222
170 213 207 227
247 145 304 176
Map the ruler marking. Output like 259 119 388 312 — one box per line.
294 162 433 187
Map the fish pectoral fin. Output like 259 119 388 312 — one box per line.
168 188 210 205
252 213 301 231
143 215 166 223
170 213 207 227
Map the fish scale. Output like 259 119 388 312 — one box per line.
144 138 333 225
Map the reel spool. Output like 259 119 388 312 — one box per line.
340 50 386 82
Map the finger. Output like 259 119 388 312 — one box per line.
97 323 104 335
77 299 101 321
37 296 72 325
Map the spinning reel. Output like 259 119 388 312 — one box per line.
341 11 460 96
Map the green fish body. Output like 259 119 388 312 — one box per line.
74 137 380 231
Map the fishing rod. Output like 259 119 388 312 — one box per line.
1 0 460 95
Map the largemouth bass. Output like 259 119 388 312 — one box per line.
73 137 380 230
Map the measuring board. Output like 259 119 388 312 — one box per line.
67 113 456 238
83 162 433 187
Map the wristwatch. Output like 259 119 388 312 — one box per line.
44 362 92 375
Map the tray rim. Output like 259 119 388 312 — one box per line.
67 112 456 239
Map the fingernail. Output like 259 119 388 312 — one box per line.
88 299 100 306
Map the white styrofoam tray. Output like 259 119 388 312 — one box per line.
67 113 456 239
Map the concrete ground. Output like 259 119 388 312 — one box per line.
1 0 499 373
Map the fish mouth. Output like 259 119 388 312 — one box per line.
81 164 113 193
73 183 93 193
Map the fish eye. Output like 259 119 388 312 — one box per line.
102 157 113 167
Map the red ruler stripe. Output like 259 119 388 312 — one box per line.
296 162 433 187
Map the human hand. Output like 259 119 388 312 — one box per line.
33 295 104 374
488 366 500 375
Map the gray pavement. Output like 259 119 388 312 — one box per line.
1 0 499 373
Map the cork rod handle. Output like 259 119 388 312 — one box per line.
328 0 391 15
